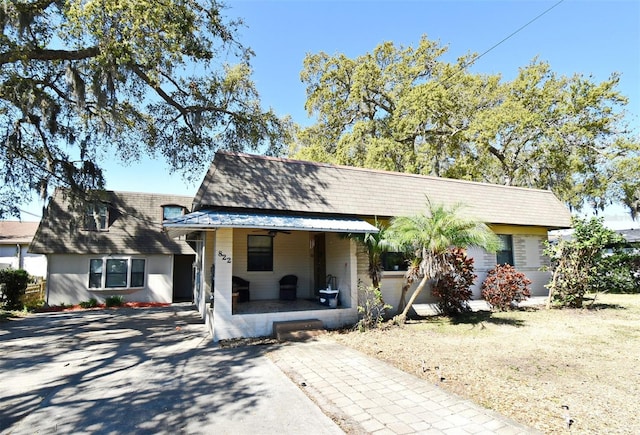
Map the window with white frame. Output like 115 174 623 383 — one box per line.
88 258 146 289
84 203 109 231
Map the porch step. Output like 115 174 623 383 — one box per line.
273 319 325 341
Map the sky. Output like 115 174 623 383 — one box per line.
17 0 640 223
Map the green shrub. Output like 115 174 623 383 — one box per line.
0 269 30 310
79 298 99 308
22 297 45 311
592 253 640 294
431 248 476 315
357 283 391 331
481 264 531 311
544 217 623 307
105 295 124 307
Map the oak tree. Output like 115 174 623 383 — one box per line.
0 0 287 217
292 36 638 214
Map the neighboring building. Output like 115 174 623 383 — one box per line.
0 221 47 278
164 152 572 341
616 228 640 247
30 190 195 305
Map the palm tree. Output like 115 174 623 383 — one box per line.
396 257 421 315
386 201 500 322
350 219 394 289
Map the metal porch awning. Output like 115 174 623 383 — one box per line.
163 210 379 239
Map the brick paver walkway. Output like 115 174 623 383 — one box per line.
269 338 540 435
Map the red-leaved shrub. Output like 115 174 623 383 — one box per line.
481 264 531 311
432 248 476 315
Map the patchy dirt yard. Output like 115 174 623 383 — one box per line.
329 294 640 434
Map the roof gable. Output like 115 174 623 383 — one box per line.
30 190 194 255
194 152 572 229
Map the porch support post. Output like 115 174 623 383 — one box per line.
212 228 234 341
349 239 359 309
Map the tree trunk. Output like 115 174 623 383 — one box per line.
546 266 558 309
396 284 408 314
397 275 430 323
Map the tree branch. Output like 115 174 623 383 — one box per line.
0 47 100 66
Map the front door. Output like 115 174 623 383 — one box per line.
313 233 326 296
173 254 195 302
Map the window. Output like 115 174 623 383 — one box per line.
89 259 103 288
381 252 409 271
88 258 146 288
162 205 185 220
131 259 145 287
247 235 273 271
84 203 108 231
496 235 514 266
106 259 127 287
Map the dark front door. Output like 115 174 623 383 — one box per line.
173 254 195 302
313 233 326 296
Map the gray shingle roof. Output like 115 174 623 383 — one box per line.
194 152 572 229
30 190 195 255
617 228 640 244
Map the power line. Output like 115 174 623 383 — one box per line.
0 202 43 220
444 0 566 84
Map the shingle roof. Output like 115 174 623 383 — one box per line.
617 228 640 244
0 221 40 244
30 190 195 255
194 152 572 229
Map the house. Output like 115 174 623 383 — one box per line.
0 221 47 278
30 190 195 305
616 228 640 248
164 152 572 341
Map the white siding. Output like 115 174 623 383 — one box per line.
22 250 47 278
0 244 47 278
0 245 18 270
46 254 173 305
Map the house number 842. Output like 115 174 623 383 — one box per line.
218 251 232 263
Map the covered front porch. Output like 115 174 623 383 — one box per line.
164 210 378 341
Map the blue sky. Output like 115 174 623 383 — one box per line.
19 0 640 221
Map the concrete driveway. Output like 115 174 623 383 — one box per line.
0 305 341 434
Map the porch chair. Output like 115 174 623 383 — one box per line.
232 276 250 303
279 274 298 301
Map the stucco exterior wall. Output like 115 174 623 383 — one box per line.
231 229 313 300
45 254 174 305
215 307 359 340
212 228 234 341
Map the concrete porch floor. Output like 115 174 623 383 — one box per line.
232 298 343 315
